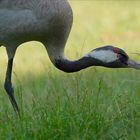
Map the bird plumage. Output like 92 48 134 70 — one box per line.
0 0 140 114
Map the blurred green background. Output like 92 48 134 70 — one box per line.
0 1 140 139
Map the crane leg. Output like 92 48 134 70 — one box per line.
4 58 20 115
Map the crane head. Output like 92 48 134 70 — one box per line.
86 45 140 70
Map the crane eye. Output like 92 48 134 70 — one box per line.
118 52 129 64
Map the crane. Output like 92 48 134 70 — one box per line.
0 0 140 114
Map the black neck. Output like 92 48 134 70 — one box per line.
54 57 99 73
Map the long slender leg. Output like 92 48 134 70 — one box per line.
4 57 19 115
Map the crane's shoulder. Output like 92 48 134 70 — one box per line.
0 9 38 43
0 0 73 45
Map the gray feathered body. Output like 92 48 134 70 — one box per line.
0 0 73 59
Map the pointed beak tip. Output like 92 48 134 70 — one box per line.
127 59 140 70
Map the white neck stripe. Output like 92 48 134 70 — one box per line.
87 50 118 63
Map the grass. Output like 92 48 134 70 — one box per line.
0 1 140 139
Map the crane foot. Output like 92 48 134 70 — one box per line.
4 81 20 116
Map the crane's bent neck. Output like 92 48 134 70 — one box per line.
45 43 97 73
54 57 95 73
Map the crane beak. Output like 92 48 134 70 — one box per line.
127 59 140 70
